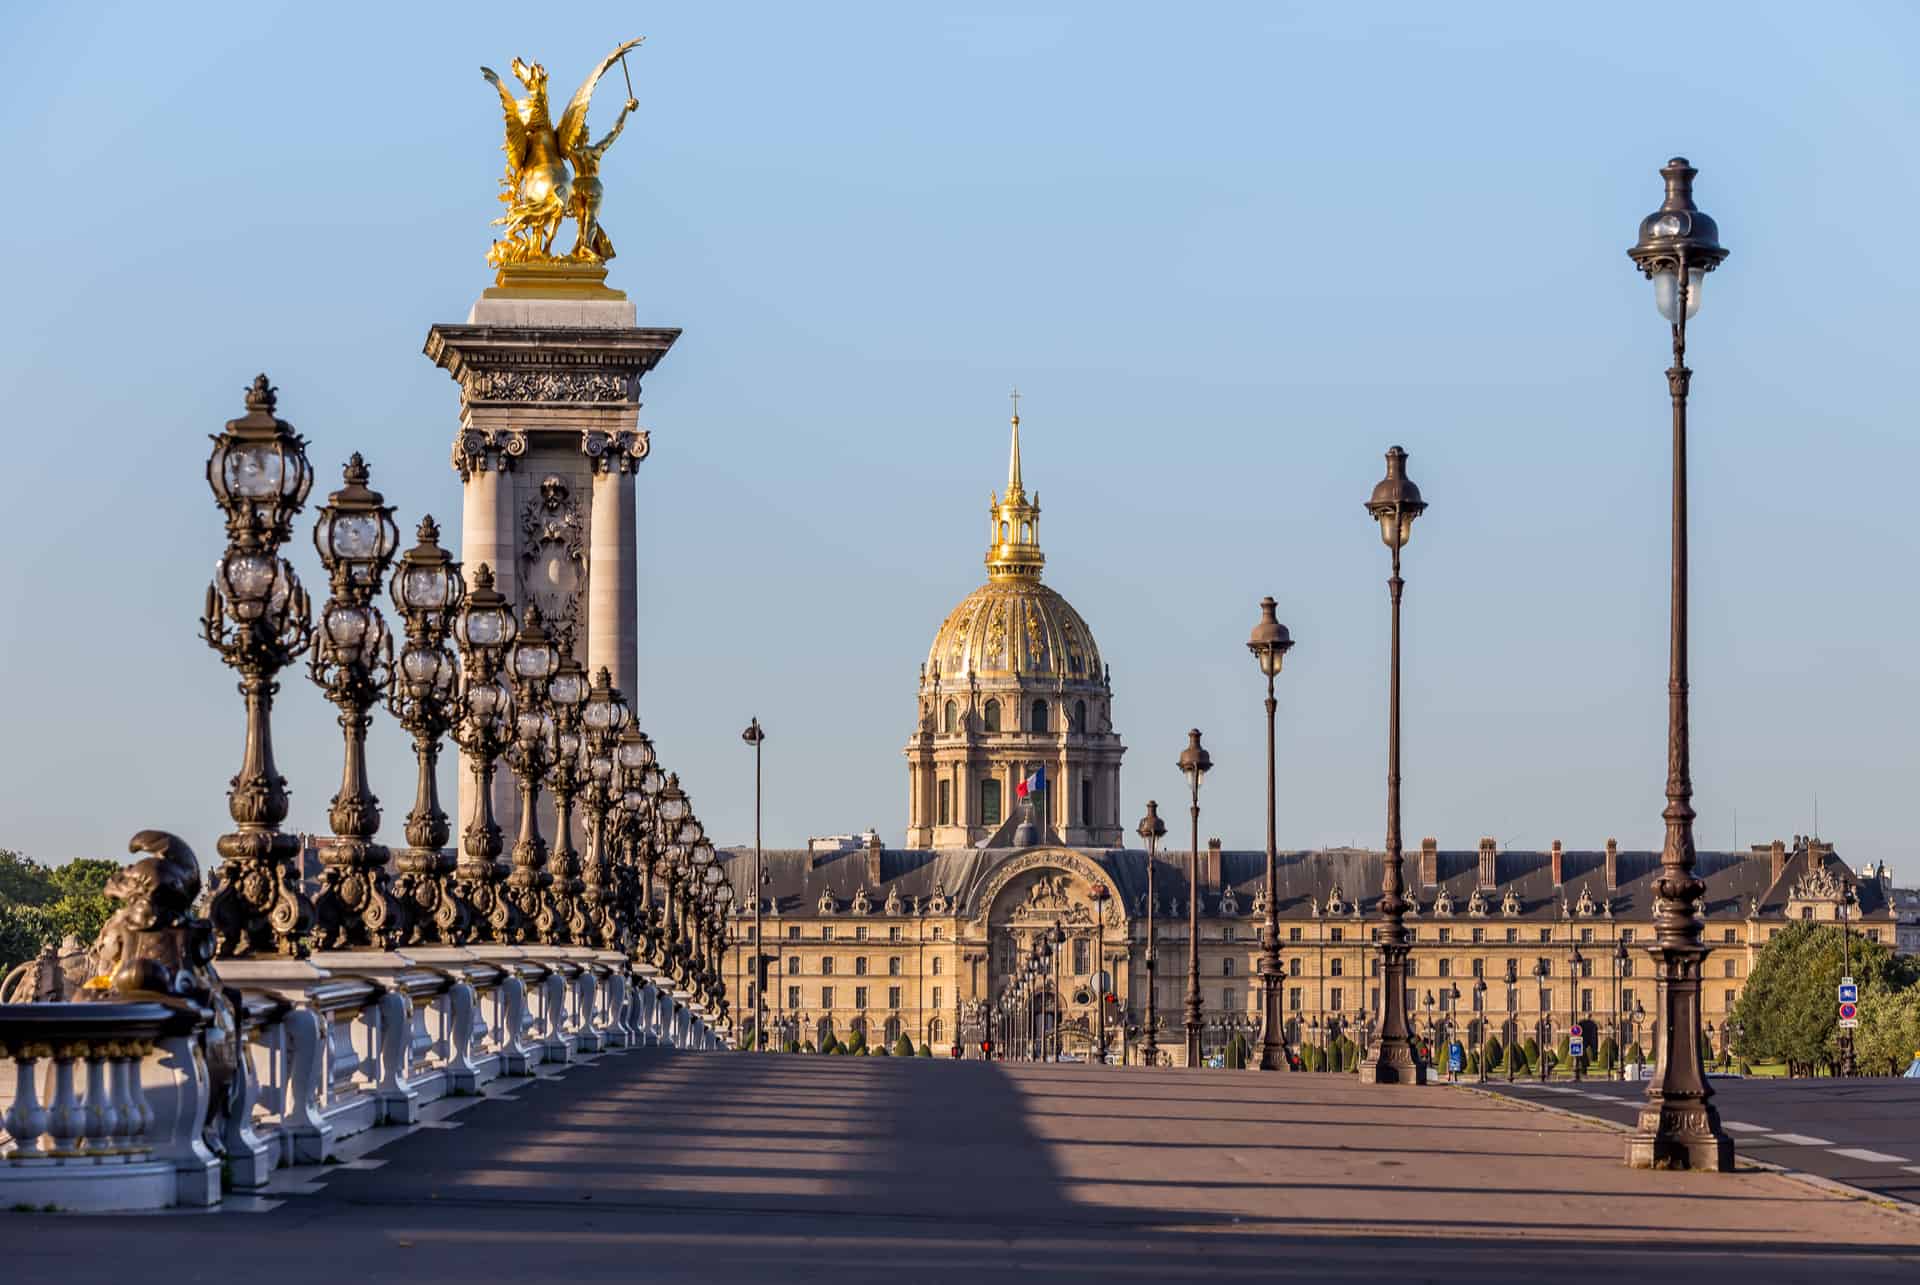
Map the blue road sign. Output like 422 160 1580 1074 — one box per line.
1839 983 1858 1004
1448 1042 1464 1073
1570 1034 1585 1058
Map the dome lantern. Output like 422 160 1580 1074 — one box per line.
986 390 1045 580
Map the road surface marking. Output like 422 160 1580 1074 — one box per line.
1764 1133 1834 1147
1902 1166 1920 1175
1827 1148 1908 1164
1722 1121 1769 1132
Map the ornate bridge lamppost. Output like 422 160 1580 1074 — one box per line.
1137 801 1166 1067
1357 446 1428 1086
503 606 560 940
1625 156 1735 1172
1246 596 1296 1071
388 516 467 944
201 375 316 957
578 668 631 948
450 563 518 943
545 649 591 943
742 717 767 1053
613 725 660 953
308 453 401 950
1177 730 1212 1068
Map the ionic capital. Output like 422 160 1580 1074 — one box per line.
452 429 528 481
583 428 651 476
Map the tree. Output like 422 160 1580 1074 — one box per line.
1857 983 1920 1076
0 852 118 974
1733 922 1915 1073
1225 1033 1249 1069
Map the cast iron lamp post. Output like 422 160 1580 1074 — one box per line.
1625 156 1735 1171
1839 877 1857 1077
308 452 401 950
503 605 560 940
1089 883 1111 1063
388 516 466 944
450 565 518 942
651 774 690 973
201 375 316 957
1533 958 1550 1082
615 732 661 956
1177 730 1212 1068
1475 978 1488 1082
1614 938 1629 1082
1358 446 1427 1085
1505 958 1518 1083
578 667 631 948
1569 942 1586 1081
545 650 590 943
742 717 767 1052
1049 921 1067 1060
1246 597 1297 1071
1138 801 1166 1067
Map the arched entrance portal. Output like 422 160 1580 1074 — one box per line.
974 848 1129 1061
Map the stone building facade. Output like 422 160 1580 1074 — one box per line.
720 405 1898 1065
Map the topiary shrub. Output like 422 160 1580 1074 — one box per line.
819 1033 841 1056
1597 1036 1618 1072
845 1030 868 1056
1522 1036 1540 1070
784 1040 800 1054
893 1034 915 1058
917 1042 932 1057
1625 1041 1646 1067
1226 1033 1249 1069
1483 1037 1504 1072
1466 1050 1481 1075
801 1040 817 1054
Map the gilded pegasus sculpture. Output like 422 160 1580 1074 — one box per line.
481 38 643 267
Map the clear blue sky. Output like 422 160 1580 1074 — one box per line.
1 2 1914 874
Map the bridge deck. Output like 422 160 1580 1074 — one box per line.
11 1052 1919 1282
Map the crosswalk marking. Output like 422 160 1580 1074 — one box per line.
1721 1121 1769 1132
1827 1148 1908 1165
1764 1133 1835 1147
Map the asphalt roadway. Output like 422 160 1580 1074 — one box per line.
7 1052 1920 1284
1483 1073 1920 1205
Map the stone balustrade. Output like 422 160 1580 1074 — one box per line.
1 952 723 1212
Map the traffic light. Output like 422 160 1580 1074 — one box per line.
1103 992 1117 1007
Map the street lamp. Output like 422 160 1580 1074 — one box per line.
1138 801 1166 1068
1569 942 1585 1082
1839 877 1856 1077
1246 596 1296 1072
200 375 315 957
1532 957 1550 1082
1423 990 1436 1067
503 606 560 939
1177 729 1212 1068
1089 883 1111 1064
1614 937 1629 1082
1474 978 1488 1082
450 563 517 942
1504 958 1518 1083
1625 156 1735 1172
543 649 591 943
579 667 631 948
742 717 766 1053
1358 446 1427 1086
388 515 467 945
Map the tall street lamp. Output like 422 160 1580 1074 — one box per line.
1504 958 1518 1083
1625 157 1735 1172
1839 877 1856 1077
1138 801 1166 1068
388 516 467 944
1358 446 1427 1085
545 650 591 943
504 605 561 940
450 564 518 942
1568 942 1585 1082
579 667 632 948
201 375 315 957
308 453 401 950
1089 883 1110 1064
1247 597 1296 1071
1177 730 1212 1068
742 717 766 1052
1614 937 1629 1082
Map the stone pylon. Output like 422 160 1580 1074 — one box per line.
426 274 679 848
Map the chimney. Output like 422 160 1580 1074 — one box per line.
1419 837 1438 888
866 832 883 886
1769 839 1786 886
1477 837 1497 889
1550 840 1564 887
1604 838 1618 891
1204 837 1223 893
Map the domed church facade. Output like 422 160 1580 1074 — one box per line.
903 406 1126 848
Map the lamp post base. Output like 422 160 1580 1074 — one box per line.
1258 974 1289 1071
1357 1039 1427 1085
1627 1105 1734 1171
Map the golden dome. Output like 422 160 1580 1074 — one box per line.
923 398 1104 687
926 577 1104 685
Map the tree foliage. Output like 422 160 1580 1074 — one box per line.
1857 984 1920 1075
1732 922 1916 1072
0 850 118 974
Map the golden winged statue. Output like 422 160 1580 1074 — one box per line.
481 38 643 268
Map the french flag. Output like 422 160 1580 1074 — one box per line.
1016 765 1046 800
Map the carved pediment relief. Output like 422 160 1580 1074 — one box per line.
1501 888 1522 917
1467 888 1489 918
1433 889 1455 917
851 887 872 915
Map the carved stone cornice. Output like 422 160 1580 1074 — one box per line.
424 325 679 410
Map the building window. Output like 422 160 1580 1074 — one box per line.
1223 957 1236 977
1288 958 1301 977
1471 957 1484 978
932 986 942 1010
889 957 902 976
984 699 1001 732
1537 957 1551 977
1330 958 1344 977
1288 987 1302 1011
855 987 869 1009
1472 927 1485 943
889 926 902 942
1505 928 1517 943
1580 988 1593 1012
1080 778 1092 827
1722 959 1737 978
1620 957 1634 978
1471 987 1484 1012
744 926 756 942
1330 928 1344 943
1438 959 1452 978
932 956 943 975
822 957 835 976
1724 988 1737 1010
1866 929 1880 944
1580 928 1593 943
1621 929 1634 943
1439 989 1451 1012
1370 986 1381 1015
888 987 901 1010
1073 938 1090 974
822 986 834 1008
1538 929 1552 942
1439 928 1452 943
855 957 869 976
1224 926 1237 943
1330 987 1343 1012
822 926 834 941
1223 988 1237 1013
928 1017 943 1043
932 926 942 940
1288 927 1302 942
787 956 800 975
938 780 951 825
855 926 869 941
1370 928 1381 942
1801 906 1813 920
943 700 957 734
1030 700 1048 733
1074 698 1087 729
788 926 800 941
980 777 1002 826
1370 957 1381 978
745 983 756 1006
1407 958 1418 977
787 986 800 1009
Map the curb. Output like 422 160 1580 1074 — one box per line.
1464 1085 1920 1223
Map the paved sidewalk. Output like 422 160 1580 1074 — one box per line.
7 1054 1918 1282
